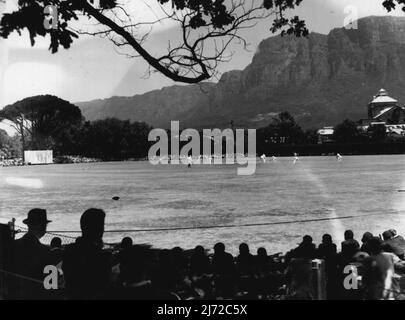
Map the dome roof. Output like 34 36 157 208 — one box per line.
370 88 398 104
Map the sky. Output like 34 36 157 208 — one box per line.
1 0 405 130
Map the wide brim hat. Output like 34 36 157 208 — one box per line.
22 208 51 225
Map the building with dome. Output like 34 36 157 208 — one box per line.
359 89 405 136
318 89 405 143
367 89 403 122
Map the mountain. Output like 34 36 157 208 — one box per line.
77 16 405 129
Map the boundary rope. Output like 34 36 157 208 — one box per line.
43 212 391 234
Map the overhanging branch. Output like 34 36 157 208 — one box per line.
80 0 210 83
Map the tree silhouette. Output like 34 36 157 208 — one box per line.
0 95 83 155
0 0 307 84
257 111 304 145
77 118 153 159
333 119 361 144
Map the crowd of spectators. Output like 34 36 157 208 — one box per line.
4 208 405 300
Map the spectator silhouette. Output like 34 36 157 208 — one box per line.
62 208 112 299
235 243 255 296
190 245 211 276
382 230 405 259
360 232 374 255
9 209 61 299
254 247 282 298
121 236 133 250
341 230 360 261
290 235 317 260
212 243 235 297
390 229 405 242
212 242 235 276
171 246 188 276
116 237 134 285
317 234 338 299
117 244 155 300
255 247 276 274
389 229 405 259
236 243 255 276
151 249 179 299
317 234 337 260
285 236 318 301
363 237 398 300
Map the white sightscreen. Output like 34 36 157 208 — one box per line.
24 150 53 164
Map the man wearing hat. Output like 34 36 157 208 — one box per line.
9 208 61 299
22 208 51 236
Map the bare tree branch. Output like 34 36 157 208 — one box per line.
0 0 307 84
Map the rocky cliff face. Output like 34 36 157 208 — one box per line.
77 16 405 129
